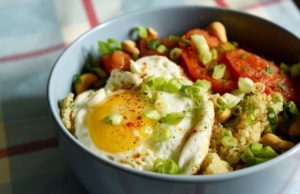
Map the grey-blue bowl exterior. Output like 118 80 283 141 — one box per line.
47 6 300 194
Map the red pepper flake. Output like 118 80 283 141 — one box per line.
137 116 142 120
126 122 135 128
133 153 141 159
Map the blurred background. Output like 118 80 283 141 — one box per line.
0 0 299 194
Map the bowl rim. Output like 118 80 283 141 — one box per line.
47 5 300 183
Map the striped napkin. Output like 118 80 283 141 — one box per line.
0 0 299 194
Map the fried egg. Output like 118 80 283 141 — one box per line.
74 56 214 174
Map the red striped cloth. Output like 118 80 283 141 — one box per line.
0 0 299 194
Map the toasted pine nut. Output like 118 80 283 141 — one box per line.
122 40 140 55
288 115 300 136
261 133 294 152
208 21 228 43
216 108 231 123
147 27 158 39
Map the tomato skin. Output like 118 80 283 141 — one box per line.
181 48 237 94
226 49 298 102
226 49 280 82
100 50 131 73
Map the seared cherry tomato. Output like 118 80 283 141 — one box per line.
100 50 131 73
226 49 297 102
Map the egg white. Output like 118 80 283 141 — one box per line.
74 56 214 174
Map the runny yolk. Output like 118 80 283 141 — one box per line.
86 90 156 153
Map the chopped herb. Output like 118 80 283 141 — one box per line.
240 53 248 59
147 39 161 49
277 83 287 91
266 66 274 74
182 38 190 44
267 107 278 132
242 66 247 73
168 35 181 42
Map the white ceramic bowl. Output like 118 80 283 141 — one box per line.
48 6 300 194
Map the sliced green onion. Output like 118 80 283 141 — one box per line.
168 35 181 42
190 34 212 65
277 83 287 91
137 26 148 39
152 125 172 142
211 48 218 60
169 48 182 60
107 38 122 50
267 107 278 132
153 158 164 172
271 92 284 103
257 146 278 159
240 53 248 59
98 41 112 55
152 77 166 91
144 109 161 120
238 77 254 93
181 85 202 99
194 79 212 93
156 44 168 53
147 39 161 49
280 63 290 72
160 112 185 125
102 114 123 125
250 143 263 155
162 159 178 174
266 66 274 74
222 93 242 108
212 64 226 80
290 63 300 78
221 136 238 147
182 38 190 44
241 148 255 164
98 39 121 55
164 79 182 93
283 101 299 119
138 84 154 102
153 158 178 174
223 129 233 137
251 82 266 94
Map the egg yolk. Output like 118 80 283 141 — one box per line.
86 90 156 153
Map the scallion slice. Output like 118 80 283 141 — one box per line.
238 77 254 93
152 125 172 142
194 79 212 93
267 107 278 132
168 35 181 42
102 114 123 125
156 44 168 53
160 112 185 125
257 146 278 159
212 64 226 80
147 39 161 49
251 82 266 94
250 143 263 155
221 136 238 147
190 34 212 65
169 48 182 60
164 79 182 93
144 109 161 120
153 158 178 174
137 26 148 39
